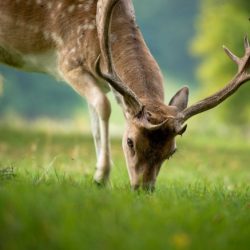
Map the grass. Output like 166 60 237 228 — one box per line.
0 126 249 250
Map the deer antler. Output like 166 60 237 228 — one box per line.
179 35 250 123
96 0 144 116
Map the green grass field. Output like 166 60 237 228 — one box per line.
0 126 249 250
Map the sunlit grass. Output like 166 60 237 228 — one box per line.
0 126 249 250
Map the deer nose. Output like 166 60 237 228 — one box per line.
129 164 158 191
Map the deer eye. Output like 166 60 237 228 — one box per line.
127 138 134 149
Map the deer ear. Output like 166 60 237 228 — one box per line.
169 86 189 111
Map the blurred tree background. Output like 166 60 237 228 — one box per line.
0 66 82 119
0 0 249 125
191 0 250 125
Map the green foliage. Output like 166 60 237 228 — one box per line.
0 127 250 250
191 0 250 124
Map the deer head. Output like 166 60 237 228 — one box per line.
96 0 250 191
120 93 189 191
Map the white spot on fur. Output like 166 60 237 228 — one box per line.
69 48 76 54
57 3 62 9
77 25 82 34
77 21 95 34
87 24 95 30
68 5 76 13
83 0 94 12
84 5 91 12
47 2 53 9
51 32 64 46
43 31 50 40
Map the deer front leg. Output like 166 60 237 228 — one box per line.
88 101 112 184
88 103 101 157
61 66 111 184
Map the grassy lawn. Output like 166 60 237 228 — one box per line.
0 126 249 250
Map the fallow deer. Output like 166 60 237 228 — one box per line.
0 0 249 191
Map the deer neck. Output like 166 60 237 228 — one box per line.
109 6 165 105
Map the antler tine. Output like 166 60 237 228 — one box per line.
96 0 144 116
179 36 250 123
222 45 240 65
244 35 250 50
